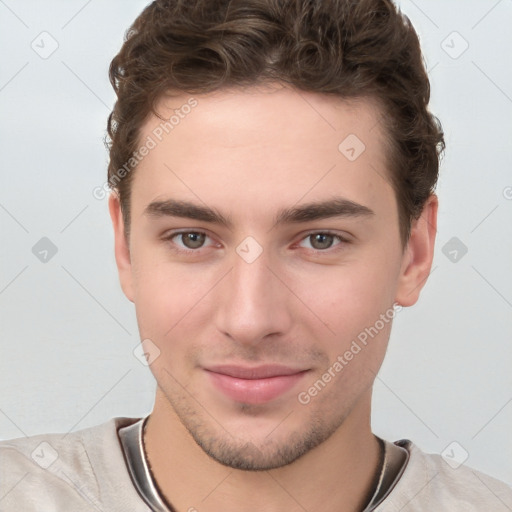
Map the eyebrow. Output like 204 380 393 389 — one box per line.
143 197 374 228
144 200 231 227
274 198 375 224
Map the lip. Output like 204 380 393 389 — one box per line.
204 365 309 404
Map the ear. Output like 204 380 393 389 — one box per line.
108 193 134 302
394 194 438 307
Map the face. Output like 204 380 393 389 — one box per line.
110 84 435 471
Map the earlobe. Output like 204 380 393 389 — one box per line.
394 194 438 307
108 193 135 302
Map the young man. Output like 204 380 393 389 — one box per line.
1 0 511 510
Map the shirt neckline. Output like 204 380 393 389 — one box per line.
118 416 173 511
118 416 410 512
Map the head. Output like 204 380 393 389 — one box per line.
107 0 444 470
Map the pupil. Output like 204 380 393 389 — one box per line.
312 233 333 249
183 232 205 248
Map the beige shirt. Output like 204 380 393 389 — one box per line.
1 416 511 511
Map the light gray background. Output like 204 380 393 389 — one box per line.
1 0 511 484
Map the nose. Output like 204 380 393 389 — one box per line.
213 249 293 345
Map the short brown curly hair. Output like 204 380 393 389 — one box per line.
106 0 444 247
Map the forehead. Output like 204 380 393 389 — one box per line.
143 84 386 156
132 85 394 221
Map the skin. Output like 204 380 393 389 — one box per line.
109 83 437 512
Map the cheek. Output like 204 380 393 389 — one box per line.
130 250 181 337
130 249 218 346
131 262 203 381
295 259 398 338
290 254 400 396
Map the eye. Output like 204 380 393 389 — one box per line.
167 231 213 251
298 232 347 251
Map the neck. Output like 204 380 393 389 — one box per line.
144 389 381 512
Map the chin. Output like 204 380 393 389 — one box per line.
184 413 342 471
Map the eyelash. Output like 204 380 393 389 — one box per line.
297 231 350 252
162 230 350 255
